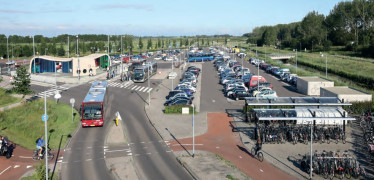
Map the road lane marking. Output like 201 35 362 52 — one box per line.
147 88 153 93
139 87 145 91
260 169 264 172
86 159 92 161
131 85 137 90
127 153 132 156
26 166 32 169
146 153 151 155
140 142 145 143
166 151 172 152
135 86 141 91
19 156 32 158
239 156 242 159
104 149 131 153
14 165 20 168
142 87 148 92
0 166 11 175
216 147 220 149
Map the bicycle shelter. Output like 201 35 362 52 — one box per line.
244 97 356 133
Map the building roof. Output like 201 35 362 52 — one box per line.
322 86 371 95
31 55 73 62
245 97 352 106
298 76 332 82
73 53 107 62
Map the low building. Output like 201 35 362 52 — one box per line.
320 86 372 102
29 54 110 77
297 76 334 96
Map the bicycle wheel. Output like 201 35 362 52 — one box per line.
257 152 264 162
360 120 366 128
47 152 54 161
251 147 255 156
345 169 352 179
32 152 39 161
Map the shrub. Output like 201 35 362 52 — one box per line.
164 105 196 114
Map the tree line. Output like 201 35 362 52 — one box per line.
244 0 374 57
0 34 221 58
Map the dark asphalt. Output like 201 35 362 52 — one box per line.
31 62 191 179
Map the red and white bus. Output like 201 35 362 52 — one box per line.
81 81 108 127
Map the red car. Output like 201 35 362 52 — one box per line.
123 57 130 63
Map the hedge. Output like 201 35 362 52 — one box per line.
164 105 196 114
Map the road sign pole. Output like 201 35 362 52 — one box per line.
192 104 195 158
44 92 48 180
70 98 75 123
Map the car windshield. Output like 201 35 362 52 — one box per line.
83 103 102 120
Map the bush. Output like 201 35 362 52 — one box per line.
343 101 374 115
164 105 196 114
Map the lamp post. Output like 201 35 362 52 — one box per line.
148 62 150 105
310 121 313 180
256 44 259 91
76 35 80 81
321 53 327 78
31 35 36 74
45 48 48 56
293 49 298 73
121 36 123 80
43 92 48 180
6 36 9 66
67 36 69 58
107 35 110 55
191 104 195 158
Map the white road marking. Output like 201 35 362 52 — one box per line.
57 160 62 163
131 85 137 90
142 87 148 92
140 142 145 143
139 87 145 91
14 165 20 168
19 156 32 158
212 100 216 103
0 166 11 175
216 147 220 149
146 153 151 155
127 153 132 156
166 151 172 152
135 86 141 91
239 156 242 159
104 149 131 153
86 159 92 161
147 88 153 93
143 147 148 149
134 154 140 156
59 157 64 159
260 169 264 172
26 166 32 169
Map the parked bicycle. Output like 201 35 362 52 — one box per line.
32 146 54 161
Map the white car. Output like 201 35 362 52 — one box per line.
252 87 272 97
177 84 196 92
154 56 162 60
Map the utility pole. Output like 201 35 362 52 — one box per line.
77 35 80 81
33 35 35 74
67 36 69 58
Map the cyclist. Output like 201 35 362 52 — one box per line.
36 136 45 156
255 137 262 155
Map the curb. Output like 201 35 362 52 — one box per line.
176 157 200 180
143 82 165 140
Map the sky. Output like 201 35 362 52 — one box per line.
0 0 345 37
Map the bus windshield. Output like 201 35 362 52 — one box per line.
83 102 102 120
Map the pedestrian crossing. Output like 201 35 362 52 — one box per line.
106 81 153 93
34 86 69 98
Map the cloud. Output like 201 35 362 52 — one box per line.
97 4 153 11
0 9 31 14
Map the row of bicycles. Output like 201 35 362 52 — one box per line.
255 123 346 145
300 151 366 179
359 111 374 161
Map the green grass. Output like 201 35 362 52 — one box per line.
0 99 80 150
226 174 239 180
0 88 22 108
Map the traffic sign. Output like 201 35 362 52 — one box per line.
42 114 48 121
70 98 75 104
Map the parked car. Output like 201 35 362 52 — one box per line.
252 87 272 97
226 86 247 97
164 99 192 106
176 84 196 92
257 90 277 99
248 76 268 87
232 90 252 100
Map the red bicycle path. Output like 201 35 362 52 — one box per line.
168 112 296 180
0 144 61 180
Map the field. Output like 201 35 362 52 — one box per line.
0 88 22 108
0 99 79 150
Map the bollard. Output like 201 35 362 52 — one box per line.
115 117 119 126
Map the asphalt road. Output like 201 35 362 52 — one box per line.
30 59 190 179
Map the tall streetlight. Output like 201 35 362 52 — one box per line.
191 104 195 158
76 35 80 81
31 35 36 74
293 49 298 73
148 62 150 105
6 36 9 64
121 36 123 80
67 36 69 58
107 35 110 55
256 44 259 91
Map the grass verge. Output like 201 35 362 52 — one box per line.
0 88 22 108
0 99 80 150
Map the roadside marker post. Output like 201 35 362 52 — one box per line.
70 98 75 123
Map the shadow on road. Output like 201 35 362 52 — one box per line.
165 128 191 157
236 145 251 157
50 134 71 180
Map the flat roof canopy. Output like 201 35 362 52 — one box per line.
245 97 352 106
252 108 355 124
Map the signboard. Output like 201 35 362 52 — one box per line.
182 107 189 114
42 114 48 121
70 98 75 104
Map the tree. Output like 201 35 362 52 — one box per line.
261 26 277 46
185 38 189 46
138 37 143 50
57 44 65 56
11 66 32 97
147 38 152 50
157 38 161 49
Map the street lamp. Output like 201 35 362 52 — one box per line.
45 48 48 56
76 35 80 81
107 35 110 55
293 49 298 73
191 104 195 158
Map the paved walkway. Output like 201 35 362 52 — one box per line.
168 113 295 180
